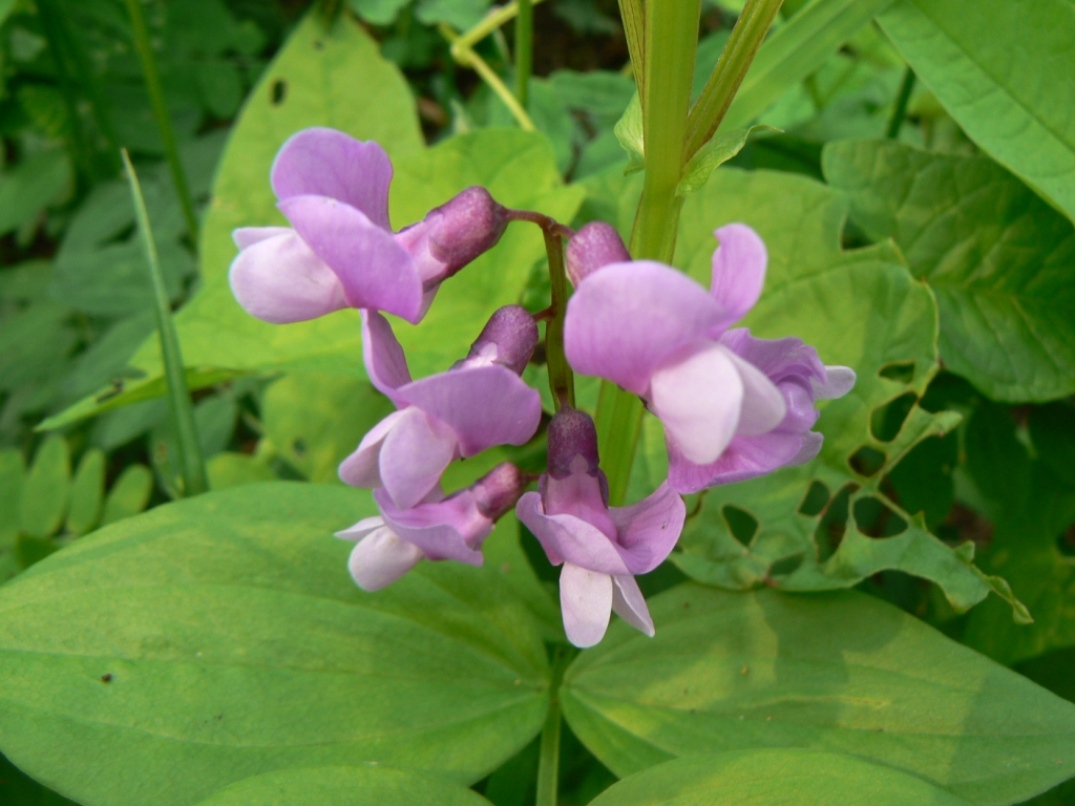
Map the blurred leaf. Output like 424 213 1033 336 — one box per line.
0 751 77 805
0 301 77 393
66 449 105 536
0 450 26 576
824 140 1075 402
99 463 153 526
963 402 1031 514
0 150 71 237
18 436 70 539
879 0 1075 222
414 0 491 29
613 93 644 174
206 453 277 490
195 765 494 805
0 483 548 806
588 750 971 805
348 0 412 26
1029 403 1075 489
562 585 1075 805
678 125 778 196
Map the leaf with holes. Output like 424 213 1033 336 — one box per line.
823 139 1075 402
586 166 1021 617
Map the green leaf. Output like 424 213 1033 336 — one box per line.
0 150 71 238
613 93 644 174
66 449 105 536
823 139 1075 402
206 453 278 490
878 0 1075 223
561 585 1075 806
588 750 972 805
0 450 27 579
99 464 154 526
722 0 896 131
18 436 70 539
414 0 491 30
0 482 549 806
195 765 493 805
678 125 778 196
348 0 412 26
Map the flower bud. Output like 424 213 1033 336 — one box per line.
471 462 532 521
546 407 601 480
428 186 510 272
566 222 631 285
463 305 539 374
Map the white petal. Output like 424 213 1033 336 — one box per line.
347 527 423 591
560 564 613 648
725 348 787 436
611 575 655 637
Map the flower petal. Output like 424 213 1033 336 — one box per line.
560 563 613 648
347 526 424 591
726 349 787 436
666 431 804 492
516 493 631 575
649 341 744 465
608 482 685 574
397 365 542 456
337 409 409 489
815 365 856 399
376 488 487 565
719 328 825 383
280 195 424 322
271 128 393 230
335 516 386 541
233 226 291 249
709 223 766 326
229 230 348 323
379 407 458 509
361 311 411 399
611 575 655 637
564 261 724 394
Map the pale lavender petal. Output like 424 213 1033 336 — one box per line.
542 464 617 539
667 431 804 492
789 431 823 466
781 382 821 432
376 489 486 565
649 342 744 465
516 493 631 575
361 311 411 399
398 365 542 456
815 366 856 399
233 226 291 249
335 516 386 541
726 349 787 436
611 575 655 637
720 329 825 384
379 407 458 510
337 410 409 488
280 195 424 323
608 482 685 574
229 230 348 324
564 262 724 394
271 128 393 230
560 563 613 648
710 223 766 325
347 526 424 591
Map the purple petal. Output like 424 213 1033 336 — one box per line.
379 407 459 510
564 262 724 394
542 467 617 539
608 482 685 574
789 431 824 466
816 366 856 399
271 128 393 230
376 488 487 565
280 195 424 323
560 563 613 648
335 516 385 541
720 329 825 384
234 226 291 249
229 230 348 323
649 342 744 465
337 410 408 488
611 575 655 637
726 350 787 436
397 365 542 457
667 431 804 492
362 311 411 400
346 525 424 591
709 223 766 326
516 493 631 575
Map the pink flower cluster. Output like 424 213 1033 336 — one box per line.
231 128 854 648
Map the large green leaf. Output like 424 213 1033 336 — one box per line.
588 750 971 805
561 585 1075 806
0 483 549 806
195 765 492 805
823 139 1075 402
878 0 1075 223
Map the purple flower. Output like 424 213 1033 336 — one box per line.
515 409 685 648
564 223 854 494
338 463 529 590
229 127 508 325
340 306 542 509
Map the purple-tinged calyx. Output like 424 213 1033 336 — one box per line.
340 310 542 509
516 408 685 648
338 462 531 591
457 304 539 375
566 222 631 286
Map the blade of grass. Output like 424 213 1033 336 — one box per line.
122 149 208 497
515 0 533 108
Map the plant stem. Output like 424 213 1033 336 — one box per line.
122 150 208 497
516 0 533 108
536 647 573 806
617 0 646 104
885 66 915 139
453 0 548 52
442 25 536 131
685 0 783 161
123 0 199 243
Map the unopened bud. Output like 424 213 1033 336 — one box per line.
427 186 509 273
546 408 601 480
465 305 538 374
471 462 531 520
566 222 630 285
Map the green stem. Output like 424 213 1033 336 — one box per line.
536 647 574 806
452 0 548 52
443 25 536 131
617 0 646 104
123 0 199 243
685 0 783 161
122 150 208 497
885 66 915 140
515 0 533 108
